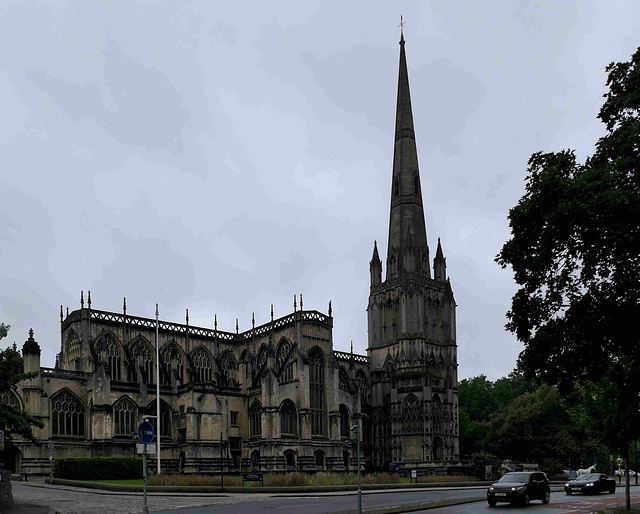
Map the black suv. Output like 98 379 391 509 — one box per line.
487 471 551 507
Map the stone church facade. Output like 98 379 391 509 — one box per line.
10 35 460 475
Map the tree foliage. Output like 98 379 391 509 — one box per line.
497 46 640 508
0 324 43 441
459 374 598 469
497 46 640 434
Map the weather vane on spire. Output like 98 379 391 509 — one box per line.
399 15 405 36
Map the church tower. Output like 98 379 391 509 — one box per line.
367 33 459 471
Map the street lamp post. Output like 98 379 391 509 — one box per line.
351 424 362 514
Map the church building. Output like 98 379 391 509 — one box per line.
10 34 460 475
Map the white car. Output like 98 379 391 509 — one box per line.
614 469 637 476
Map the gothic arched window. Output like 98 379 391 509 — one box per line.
339 367 350 392
0 389 21 409
218 350 238 387
96 333 121 381
433 436 443 460
129 337 154 384
251 450 261 470
314 450 325 468
64 330 80 371
402 394 421 434
161 343 184 385
355 370 370 405
249 400 262 437
285 449 296 469
51 391 85 437
280 400 297 436
339 404 350 438
276 339 294 383
113 396 137 436
308 350 324 436
256 345 268 376
192 347 213 383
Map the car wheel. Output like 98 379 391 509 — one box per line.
609 486 616 494
566 489 572 495
488 499 497 507
542 490 550 504
521 493 531 507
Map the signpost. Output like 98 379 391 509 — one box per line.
48 441 54 484
351 424 362 514
137 420 154 514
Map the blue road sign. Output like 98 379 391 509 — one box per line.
137 421 154 444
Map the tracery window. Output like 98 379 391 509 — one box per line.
161 343 184 385
64 330 80 370
309 350 324 436
192 347 213 383
113 396 137 436
129 337 154 383
339 367 350 392
355 370 370 405
276 339 294 383
96 334 121 381
249 401 262 437
219 351 238 387
339 404 350 438
255 345 268 379
280 400 297 436
314 450 325 468
51 391 85 437
401 394 421 434
0 390 20 409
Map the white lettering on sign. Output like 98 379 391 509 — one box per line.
136 443 157 454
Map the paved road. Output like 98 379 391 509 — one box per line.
10 480 640 514
12 480 265 514
421 489 640 513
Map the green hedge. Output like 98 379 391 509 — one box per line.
53 457 143 480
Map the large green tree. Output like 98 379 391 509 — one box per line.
497 47 640 509
459 373 537 457
0 324 43 441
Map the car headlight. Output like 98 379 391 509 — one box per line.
586 483 594 487
489 486 494 491
511 486 525 491
565 483 569 487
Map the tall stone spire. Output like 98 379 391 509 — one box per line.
386 33 430 280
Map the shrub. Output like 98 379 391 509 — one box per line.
54 457 143 480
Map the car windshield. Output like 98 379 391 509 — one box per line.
575 474 600 481
498 473 530 483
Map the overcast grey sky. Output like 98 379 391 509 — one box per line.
1 1 639 380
